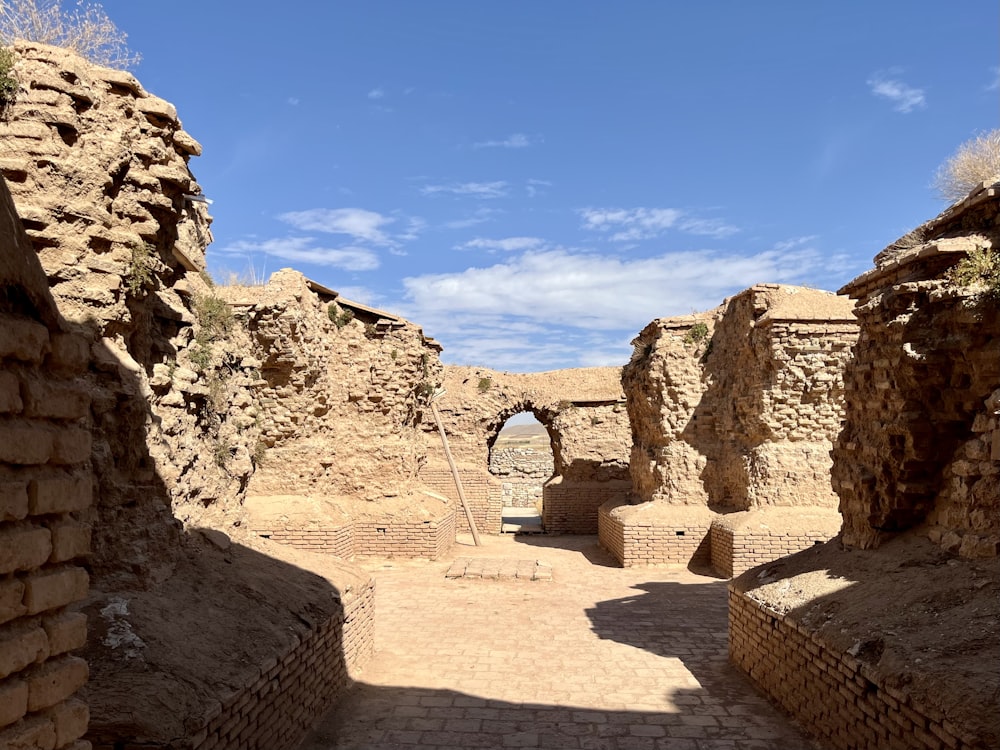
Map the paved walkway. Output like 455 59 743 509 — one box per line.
301 535 820 750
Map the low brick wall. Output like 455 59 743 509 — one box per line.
597 501 712 567
709 509 841 578
420 466 502 535
354 515 455 559
261 527 354 559
543 479 630 534
189 575 375 750
728 588 979 750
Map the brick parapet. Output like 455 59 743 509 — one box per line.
187 576 375 750
728 589 981 749
543 479 631 534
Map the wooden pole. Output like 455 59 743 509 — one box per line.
430 399 482 546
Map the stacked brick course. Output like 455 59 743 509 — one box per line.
729 590 978 750
189 578 374 750
0 178 92 749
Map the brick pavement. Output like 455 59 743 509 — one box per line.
300 535 820 750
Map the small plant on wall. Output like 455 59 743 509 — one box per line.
0 46 17 110
683 322 709 345
477 377 492 393
947 243 1000 299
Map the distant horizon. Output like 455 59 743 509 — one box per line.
101 1 998 371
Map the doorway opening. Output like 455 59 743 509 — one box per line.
489 411 553 534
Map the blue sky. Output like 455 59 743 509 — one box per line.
102 1 998 371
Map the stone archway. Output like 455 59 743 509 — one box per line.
419 366 632 536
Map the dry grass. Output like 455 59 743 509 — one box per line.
934 129 1000 204
0 0 140 69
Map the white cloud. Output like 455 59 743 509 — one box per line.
421 181 509 199
216 237 379 272
579 207 683 241
987 67 1000 92
279 208 395 245
396 216 427 242
867 72 926 113
580 207 740 242
677 217 740 239
286 97 300 106
367 87 385 100
526 178 551 198
473 133 533 149
443 208 502 229
402 243 839 334
456 236 545 252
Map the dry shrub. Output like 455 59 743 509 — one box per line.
934 129 1000 203
0 0 140 69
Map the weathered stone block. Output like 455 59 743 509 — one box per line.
47 334 89 376
23 381 90 420
0 481 29 522
0 371 23 414
50 428 92 465
25 655 88 712
29 477 91 516
42 612 86 656
0 526 52 574
0 623 49 679
48 522 91 563
0 677 28 728
0 579 27 626
0 714 57 750
0 317 49 362
45 697 88 746
23 567 89 614
0 423 53 465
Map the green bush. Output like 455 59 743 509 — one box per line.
327 303 354 329
947 245 1000 298
477 377 492 393
0 46 17 106
683 322 709 345
194 294 233 342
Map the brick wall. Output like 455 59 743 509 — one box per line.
0 178 94 749
543 479 631 534
354 515 455 560
186 576 375 750
710 525 829 578
420 466 502 536
729 589 979 750
597 502 711 567
258 527 354 559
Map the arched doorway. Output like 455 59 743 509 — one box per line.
489 410 554 533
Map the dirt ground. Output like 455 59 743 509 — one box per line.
732 533 1000 746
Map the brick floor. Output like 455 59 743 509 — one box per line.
300 535 820 750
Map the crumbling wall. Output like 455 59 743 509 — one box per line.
0 175 92 750
610 285 856 569
0 43 379 749
732 182 1000 750
426 366 630 534
835 186 1000 555
226 271 443 504
490 447 551 508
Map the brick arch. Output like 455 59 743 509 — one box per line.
484 402 561 472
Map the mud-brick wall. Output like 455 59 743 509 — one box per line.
835 217 1000 554
729 590 979 750
421 466 500 535
490 446 551 508
0 178 94 748
188 576 375 750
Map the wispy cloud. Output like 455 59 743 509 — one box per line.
473 133 533 149
286 97 300 106
280 207 396 245
421 181 509 199
987 67 1000 92
579 207 682 241
455 237 545 252
216 237 379 272
443 207 502 229
867 71 926 113
526 178 551 198
367 87 385 100
580 207 739 242
397 241 853 370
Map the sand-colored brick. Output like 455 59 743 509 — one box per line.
23 567 89 615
